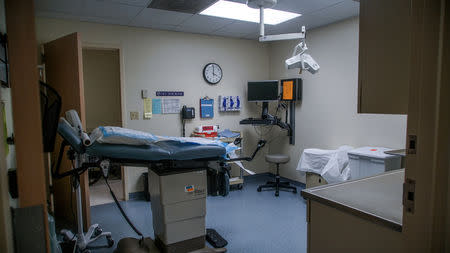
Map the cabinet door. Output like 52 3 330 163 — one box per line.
358 0 411 114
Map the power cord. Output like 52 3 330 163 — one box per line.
104 176 145 244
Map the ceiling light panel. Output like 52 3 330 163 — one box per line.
199 0 301 25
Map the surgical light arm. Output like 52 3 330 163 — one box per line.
253 2 320 74
256 5 306 42
259 27 306 42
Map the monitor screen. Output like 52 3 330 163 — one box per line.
247 80 279 102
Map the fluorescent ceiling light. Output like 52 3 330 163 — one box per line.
199 0 301 25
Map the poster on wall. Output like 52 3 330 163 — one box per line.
152 99 162 114
162 98 180 114
200 98 214 118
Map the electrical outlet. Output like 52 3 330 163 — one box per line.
130 111 139 120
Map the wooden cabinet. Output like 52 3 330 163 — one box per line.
306 201 403 253
358 0 411 114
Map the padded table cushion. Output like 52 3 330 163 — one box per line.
265 154 290 164
58 118 226 161
86 140 226 161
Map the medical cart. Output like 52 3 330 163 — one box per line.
219 131 244 190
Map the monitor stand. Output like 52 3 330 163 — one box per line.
240 102 285 127
261 102 270 119
240 101 295 145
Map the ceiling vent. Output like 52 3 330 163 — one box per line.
147 0 218 14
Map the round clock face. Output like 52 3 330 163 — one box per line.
203 63 222 85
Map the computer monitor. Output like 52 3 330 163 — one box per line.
247 80 279 102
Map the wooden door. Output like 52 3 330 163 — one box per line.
402 0 449 252
44 33 90 228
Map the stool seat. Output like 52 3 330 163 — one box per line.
265 154 290 164
258 154 296 196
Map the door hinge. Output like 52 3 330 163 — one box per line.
407 135 417 154
403 178 416 214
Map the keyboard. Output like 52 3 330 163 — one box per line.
239 118 275 125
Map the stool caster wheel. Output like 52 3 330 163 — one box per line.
106 235 114 248
257 187 262 192
275 192 279 197
93 227 102 237
238 184 243 190
293 189 297 194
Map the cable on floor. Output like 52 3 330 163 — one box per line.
104 177 145 244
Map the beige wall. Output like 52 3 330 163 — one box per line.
268 17 408 183
35 18 271 193
82 48 122 132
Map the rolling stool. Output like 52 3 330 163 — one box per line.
257 154 297 196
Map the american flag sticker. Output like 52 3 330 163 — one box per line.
185 185 195 192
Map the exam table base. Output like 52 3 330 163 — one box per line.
155 235 205 253
114 237 226 253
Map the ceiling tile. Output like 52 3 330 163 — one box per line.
35 0 360 40
265 1 358 35
296 0 359 30
271 0 344 14
144 23 179 32
129 8 193 27
214 20 259 35
110 0 151 7
82 1 143 24
178 15 234 33
35 0 143 25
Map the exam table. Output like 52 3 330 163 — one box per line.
54 110 265 253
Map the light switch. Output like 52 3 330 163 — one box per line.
130 111 139 120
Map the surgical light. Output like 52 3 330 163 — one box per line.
285 40 320 74
199 0 301 25
245 0 320 74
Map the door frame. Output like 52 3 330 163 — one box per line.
0 102 14 253
403 0 449 252
5 0 49 251
82 42 128 201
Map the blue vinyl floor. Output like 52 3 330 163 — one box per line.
90 174 307 253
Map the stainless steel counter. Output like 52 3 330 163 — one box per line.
301 169 404 231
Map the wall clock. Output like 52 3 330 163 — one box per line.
203 63 222 85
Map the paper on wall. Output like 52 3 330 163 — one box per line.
143 98 152 119
152 99 162 114
162 98 180 114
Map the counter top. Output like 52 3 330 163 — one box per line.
301 169 404 232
